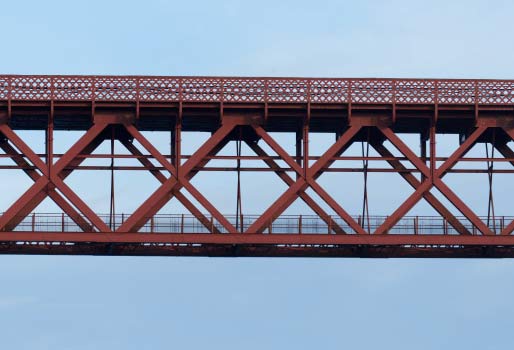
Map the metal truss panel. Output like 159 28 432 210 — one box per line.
267 78 308 103
181 78 221 102
223 78 265 103
351 79 393 104
139 77 180 102
395 79 435 104
95 77 138 101
53 76 93 101
310 79 349 103
479 80 514 104
11 76 52 100
438 80 475 104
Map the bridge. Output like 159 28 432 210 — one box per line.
0 75 514 257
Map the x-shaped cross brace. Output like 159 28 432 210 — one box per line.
118 126 224 234
0 123 111 232
245 125 366 234
374 125 493 235
370 142 471 235
245 141 347 234
117 122 238 233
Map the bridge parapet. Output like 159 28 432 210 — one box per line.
1 75 514 105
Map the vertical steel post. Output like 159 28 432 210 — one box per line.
47 100 54 179
296 128 302 181
176 102 183 176
420 133 427 183
430 122 436 182
303 107 310 179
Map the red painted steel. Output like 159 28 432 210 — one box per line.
1 75 514 257
1 75 514 104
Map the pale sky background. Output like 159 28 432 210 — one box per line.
1 0 514 349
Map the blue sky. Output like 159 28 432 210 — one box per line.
1 0 514 349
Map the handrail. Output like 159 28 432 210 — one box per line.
1 75 514 105
9 213 513 234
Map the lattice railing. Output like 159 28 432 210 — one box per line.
1 75 514 105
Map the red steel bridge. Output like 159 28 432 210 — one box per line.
0 75 514 258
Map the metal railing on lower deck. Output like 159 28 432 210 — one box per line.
4 213 513 235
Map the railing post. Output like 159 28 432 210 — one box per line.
31 213 35 232
264 79 269 121
181 213 184 234
136 77 140 119
61 213 65 232
91 76 97 118
348 80 353 124
474 80 479 121
210 216 214 233
414 216 418 235
392 79 397 123
434 80 439 123
49 76 54 102
299 215 302 234
220 78 225 103
7 76 12 119
306 79 311 104
179 78 183 103
150 216 154 233
264 79 268 104
328 216 332 234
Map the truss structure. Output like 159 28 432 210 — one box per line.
0 75 514 257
